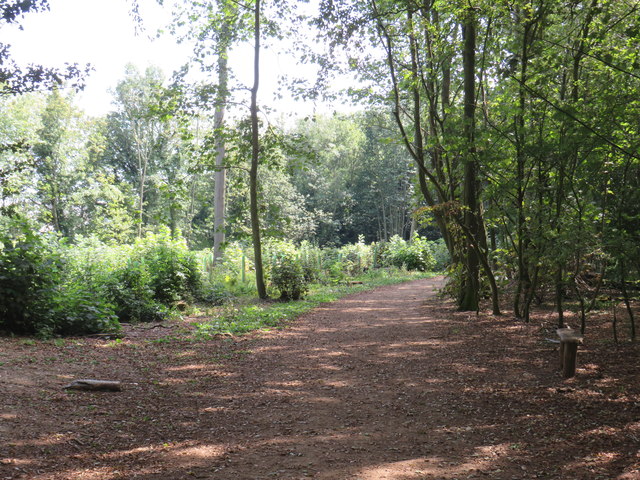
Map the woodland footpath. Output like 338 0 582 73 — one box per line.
1 2 639 476
1 277 639 480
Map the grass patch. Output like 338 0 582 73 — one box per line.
193 269 436 339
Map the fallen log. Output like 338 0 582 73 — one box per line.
63 379 122 392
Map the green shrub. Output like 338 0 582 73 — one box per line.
338 235 372 275
267 240 308 300
63 229 203 324
327 258 346 284
430 238 451 271
383 234 435 272
298 241 323 282
0 219 120 337
371 242 385 268
203 242 254 289
314 247 346 284
95 229 203 322
0 219 61 335
135 228 202 304
47 282 119 336
106 258 168 323
61 236 165 324
197 281 233 305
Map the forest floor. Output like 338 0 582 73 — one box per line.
1 276 640 480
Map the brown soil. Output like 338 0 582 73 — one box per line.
1 277 639 480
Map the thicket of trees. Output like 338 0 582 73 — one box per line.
1 0 639 336
0 79 422 246
315 0 639 327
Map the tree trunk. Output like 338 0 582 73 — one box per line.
620 261 636 341
250 0 267 299
137 148 148 239
458 9 480 312
132 118 150 239
213 24 231 263
523 265 540 323
513 16 533 319
169 202 178 238
50 185 61 234
555 267 564 328
374 0 453 258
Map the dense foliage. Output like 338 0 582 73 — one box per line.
267 240 309 300
0 222 203 336
0 214 444 336
0 0 638 339
0 85 425 247
0 218 119 336
313 0 640 327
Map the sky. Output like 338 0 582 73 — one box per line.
5 0 185 115
4 0 340 118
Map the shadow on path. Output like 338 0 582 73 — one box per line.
2 277 639 479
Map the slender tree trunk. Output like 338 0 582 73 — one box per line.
213 45 229 262
136 148 148 239
130 117 150 239
552 0 597 328
169 203 177 238
410 215 417 238
50 182 62 234
620 261 636 341
513 129 527 318
407 6 437 228
513 17 533 319
523 265 540 323
380 199 388 240
422 2 457 261
249 0 267 299
439 10 451 117
555 267 565 327
185 167 198 243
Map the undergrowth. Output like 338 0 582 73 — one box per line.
0 217 446 338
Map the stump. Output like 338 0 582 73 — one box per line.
556 328 584 378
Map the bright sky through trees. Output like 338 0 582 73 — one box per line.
4 0 338 118
4 0 182 115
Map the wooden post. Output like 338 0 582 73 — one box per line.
557 328 584 378
563 341 579 378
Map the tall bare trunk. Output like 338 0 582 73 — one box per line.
213 45 229 262
250 0 267 299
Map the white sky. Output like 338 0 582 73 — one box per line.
3 0 345 118
4 0 181 115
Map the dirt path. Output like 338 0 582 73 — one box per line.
1 277 639 479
